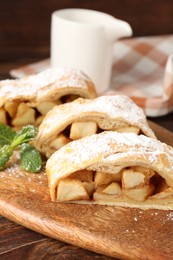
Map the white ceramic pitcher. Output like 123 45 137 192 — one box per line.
51 8 132 93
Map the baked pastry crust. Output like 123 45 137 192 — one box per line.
0 67 96 128
46 131 173 210
35 95 156 157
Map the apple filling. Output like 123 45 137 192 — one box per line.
0 95 80 128
56 166 171 203
50 120 141 152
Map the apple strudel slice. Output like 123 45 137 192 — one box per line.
46 131 173 210
35 95 156 158
0 67 96 128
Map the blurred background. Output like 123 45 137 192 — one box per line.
1 0 173 65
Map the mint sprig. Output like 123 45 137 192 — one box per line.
0 123 42 173
11 125 38 148
20 143 42 173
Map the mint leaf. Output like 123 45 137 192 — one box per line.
11 125 38 148
20 143 42 173
0 124 42 173
19 125 38 140
0 123 16 146
0 145 13 170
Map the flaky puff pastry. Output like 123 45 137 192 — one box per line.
35 95 156 158
46 131 173 210
0 67 96 128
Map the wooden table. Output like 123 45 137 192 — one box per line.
0 55 173 260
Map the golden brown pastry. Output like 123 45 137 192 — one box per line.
0 67 96 128
35 95 156 158
46 131 173 210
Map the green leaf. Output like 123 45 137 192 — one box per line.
0 145 13 170
0 124 41 173
19 125 38 140
20 143 42 173
11 125 38 148
0 123 16 146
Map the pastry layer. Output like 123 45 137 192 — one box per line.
35 95 156 157
0 67 96 128
46 131 173 210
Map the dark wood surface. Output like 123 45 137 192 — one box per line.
1 0 173 64
1 0 173 62
0 1 173 259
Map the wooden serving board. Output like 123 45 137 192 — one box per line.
1 121 173 260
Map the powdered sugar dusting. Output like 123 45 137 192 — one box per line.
37 95 155 152
0 160 47 196
66 132 167 164
45 95 150 130
47 131 173 186
166 212 173 221
0 67 95 104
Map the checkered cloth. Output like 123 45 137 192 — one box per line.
10 35 173 117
